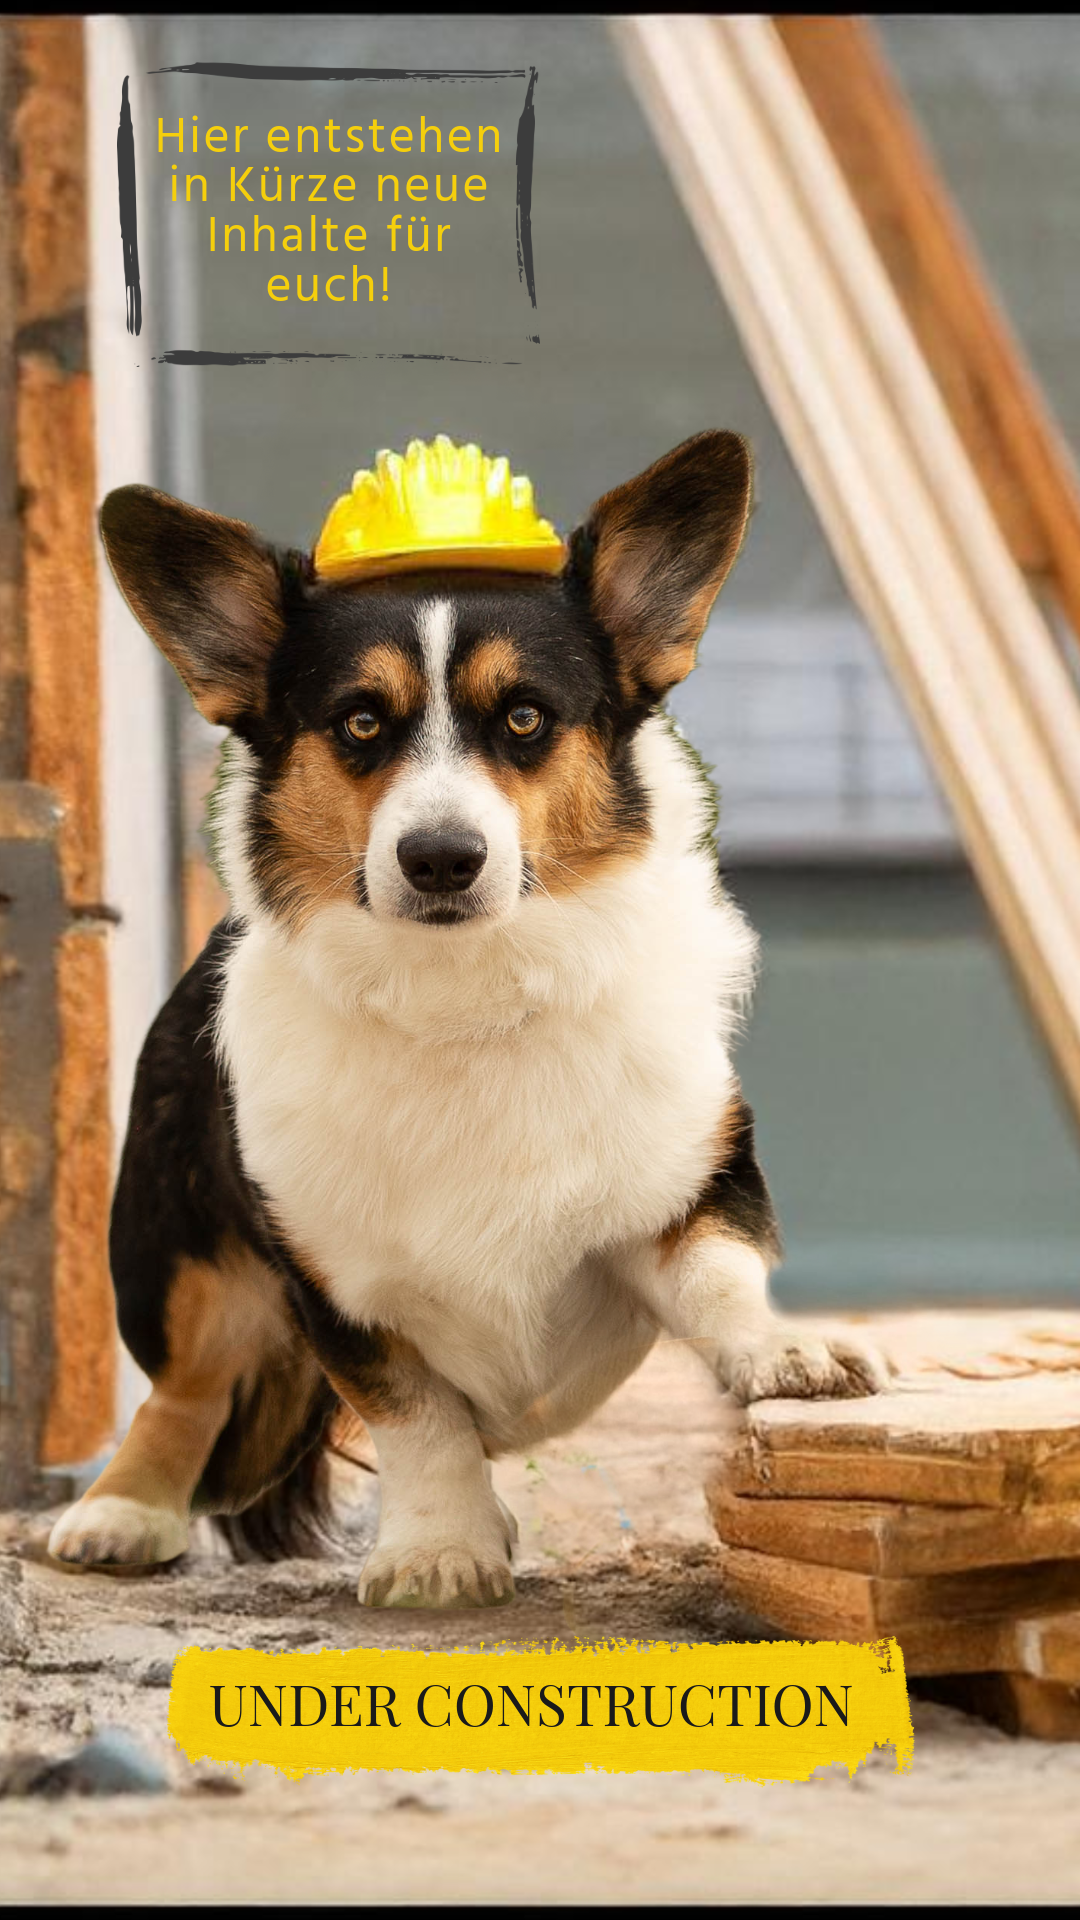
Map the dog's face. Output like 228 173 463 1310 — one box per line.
100 432 752 934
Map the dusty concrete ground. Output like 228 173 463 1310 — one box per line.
3 1341 1080 1906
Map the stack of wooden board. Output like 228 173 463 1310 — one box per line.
707 1311 1080 1738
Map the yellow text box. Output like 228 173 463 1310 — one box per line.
169 1637 912 1780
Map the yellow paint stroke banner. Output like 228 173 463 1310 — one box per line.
170 1638 912 1781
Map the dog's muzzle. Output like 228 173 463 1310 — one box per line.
396 828 488 895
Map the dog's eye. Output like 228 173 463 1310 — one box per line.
344 709 381 742
507 703 544 738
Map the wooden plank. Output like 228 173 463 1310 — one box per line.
916 1670 1080 1742
774 16 1080 626
715 1491 1080 1685
813 1308 1080 1383
722 1413 1080 1509
739 1377 1080 1492
709 1482 1080 1578
717 1439 1013 1510
996 1672 1080 1740
712 1313 1080 1509
717 1545 1001 1675
1023 1610 1080 1687
612 15 1080 1127
720 1538 1080 1685
718 1439 1030 1510
717 1543 1080 1637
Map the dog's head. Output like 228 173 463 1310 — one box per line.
100 431 752 935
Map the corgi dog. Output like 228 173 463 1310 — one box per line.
49 431 885 1608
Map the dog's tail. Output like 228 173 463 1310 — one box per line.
195 1352 341 1562
211 1436 336 1563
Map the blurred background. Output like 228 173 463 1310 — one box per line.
142 14 1080 1313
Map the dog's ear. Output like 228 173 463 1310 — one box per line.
99 485 285 727
570 430 753 702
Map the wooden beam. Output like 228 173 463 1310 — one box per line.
774 16 1080 633
0 17 114 1480
918 1671 1080 1742
612 14 1080 1128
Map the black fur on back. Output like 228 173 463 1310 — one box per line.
198 1368 341 1562
111 920 341 1562
210 1427 336 1563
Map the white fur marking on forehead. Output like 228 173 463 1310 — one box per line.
416 597 455 761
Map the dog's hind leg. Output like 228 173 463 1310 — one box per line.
47 924 338 1567
47 1244 286 1565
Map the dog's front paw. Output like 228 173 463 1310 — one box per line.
47 1495 188 1566
358 1542 515 1610
720 1325 890 1406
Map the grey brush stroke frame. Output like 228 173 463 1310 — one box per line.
118 75 142 334
125 61 539 362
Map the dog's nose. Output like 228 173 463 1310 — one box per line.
397 828 488 893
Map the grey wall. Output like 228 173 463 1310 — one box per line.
731 868 1080 1308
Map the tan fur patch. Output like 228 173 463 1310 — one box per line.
102 494 285 728
324 1332 430 1428
593 523 734 703
592 524 676 703
329 1402 378 1472
260 733 397 928
452 635 524 711
586 431 753 699
82 1244 298 1517
355 643 426 720
656 1092 746 1263
490 725 649 895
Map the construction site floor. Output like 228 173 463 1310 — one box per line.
2 1342 1079 1906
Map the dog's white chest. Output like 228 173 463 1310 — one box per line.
218 901 736 1381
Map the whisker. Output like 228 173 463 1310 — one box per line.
520 849 607 920
524 869 559 908
301 861 365 908
518 859 573 920
532 853 587 883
